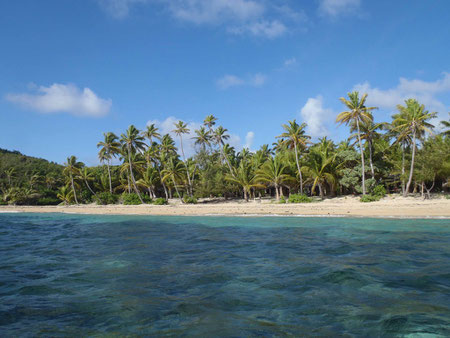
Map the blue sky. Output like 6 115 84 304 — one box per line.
1 0 449 165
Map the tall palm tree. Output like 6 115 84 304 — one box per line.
337 91 378 195
63 156 83 204
173 121 193 196
204 114 217 131
277 120 310 194
257 156 293 201
97 132 120 193
214 126 234 174
142 123 161 145
120 125 147 203
349 120 387 178
193 126 211 151
392 99 436 196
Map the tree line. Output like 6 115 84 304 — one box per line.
1 91 449 205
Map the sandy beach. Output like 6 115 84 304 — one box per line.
1 196 450 218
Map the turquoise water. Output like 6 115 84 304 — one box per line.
0 213 449 336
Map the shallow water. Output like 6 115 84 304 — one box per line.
0 213 449 336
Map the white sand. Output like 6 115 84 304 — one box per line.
1 195 450 218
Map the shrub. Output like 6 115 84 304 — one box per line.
0 200 7 206
370 185 386 198
183 196 198 204
96 192 119 205
122 193 142 205
288 194 312 203
279 196 286 204
153 198 168 205
360 194 381 203
35 197 60 206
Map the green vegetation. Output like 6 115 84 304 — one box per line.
1 93 449 206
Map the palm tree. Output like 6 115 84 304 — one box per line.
441 115 450 136
277 120 310 194
63 156 83 204
161 157 185 203
173 121 193 196
57 185 74 205
226 161 262 201
79 167 97 198
137 167 159 199
392 99 436 196
337 91 378 195
349 120 387 178
214 126 234 174
303 138 339 199
120 125 146 203
142 123 161 144
97 132 120 193
204 114 217 131
4 168 15 187
193 126 211 151
257 156 293 200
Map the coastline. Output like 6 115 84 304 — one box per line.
1 196 450 218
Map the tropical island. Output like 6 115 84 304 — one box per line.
1 92 449 217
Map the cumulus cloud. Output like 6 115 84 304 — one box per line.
216 73 266 89
244 131 255 149
353 73 450 117
146 116 246 157
318 0 361 18
98 0 305 38
300 95 333 138
6 83 112 117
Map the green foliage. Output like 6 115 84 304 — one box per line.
279 196 286 204
360 194 381 203
183 196 198 204
122 193 143 205
153 198 168 205
96 192 119 205
35 197 60 206
288 193 312 203
370 184 386 198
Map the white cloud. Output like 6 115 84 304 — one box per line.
228 20 287 39
6 83 112 117
244 131 255 149
318 0 361 18
98 0 305 38
300 95 333 138
97 0 148 19
216 73 266 89
353 73 450 115
284 57 297 67
147 116 247 157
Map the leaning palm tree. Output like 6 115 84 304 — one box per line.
63 156 83 204
97 132 120 193
392 99 436 196
120 125 147 203
173 121 193 196
276 120 310 194
257 156 293 201
78 167 97 198
337 91 378 195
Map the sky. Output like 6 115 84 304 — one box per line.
0 0 449 165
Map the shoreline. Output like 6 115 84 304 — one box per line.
1 196 450 219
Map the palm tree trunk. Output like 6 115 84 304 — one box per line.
318 183 324 199
179 136 193 196
70 173 78 204
368 138 375 179
294 142 303 194
107 162 112 194
127 147 144 203
404 130 417 197
275 184 280 201
401 143 405 195
172 176 183 203
356 119 366 195
84 179 97 197
154 163 169 199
